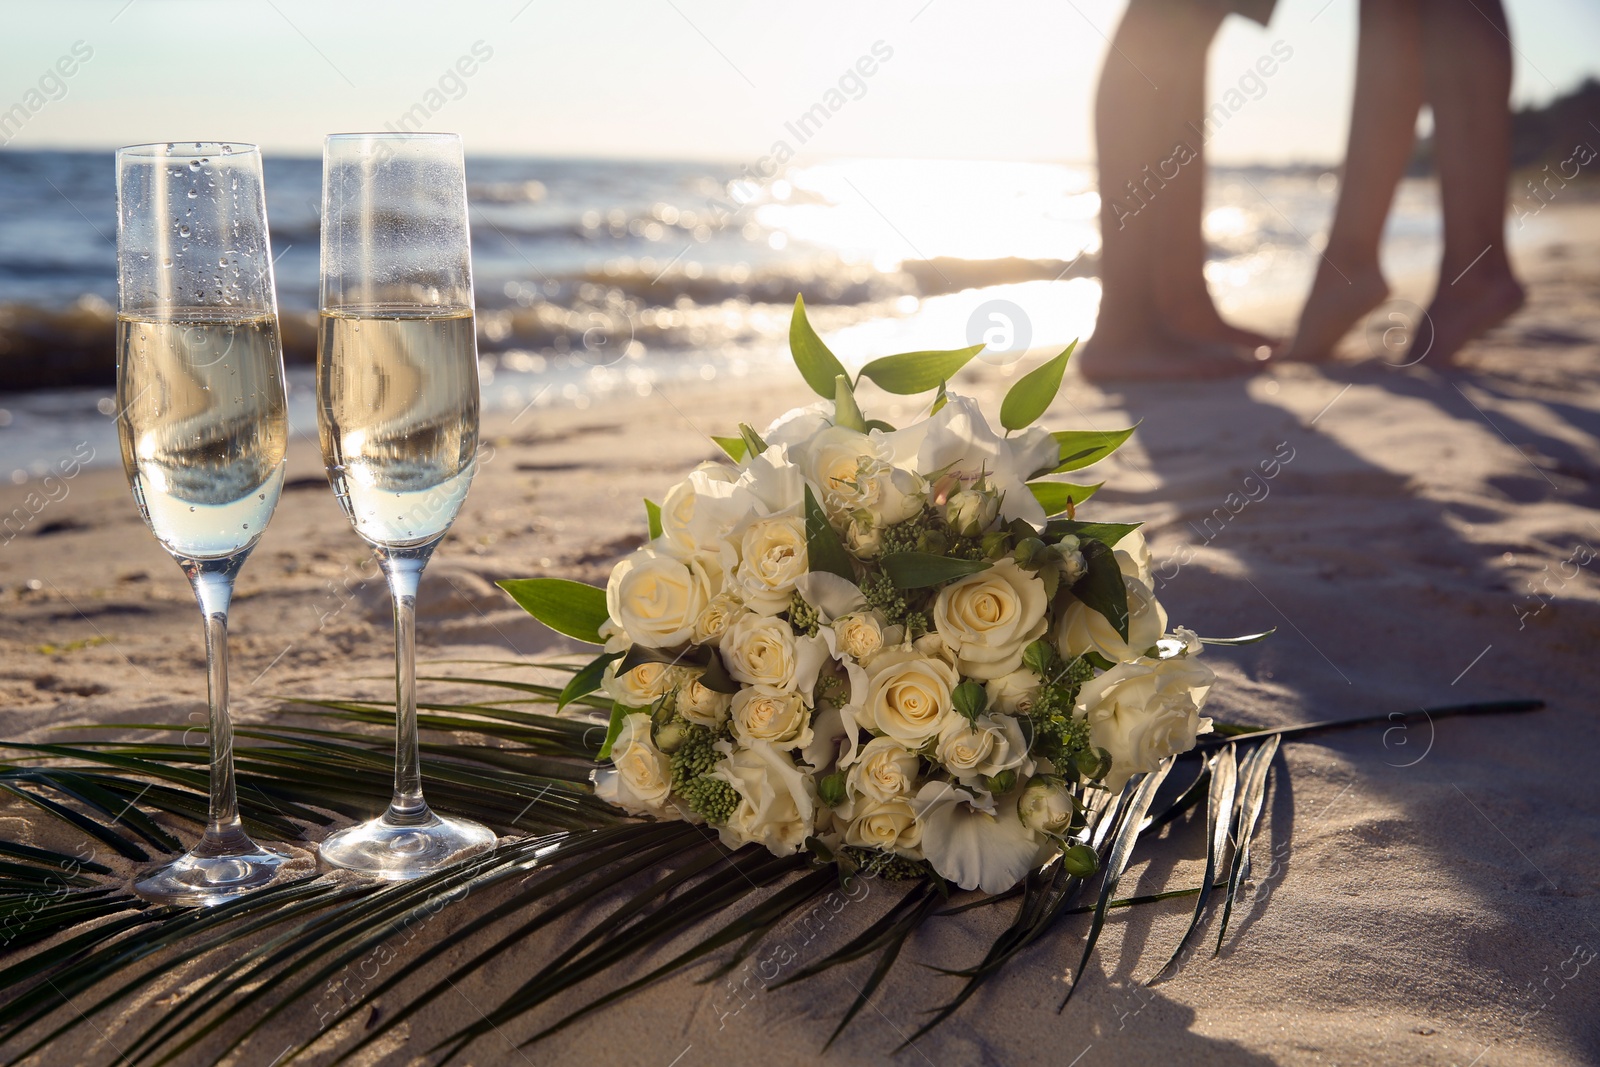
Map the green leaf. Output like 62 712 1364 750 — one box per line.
863 418 896 433
1026 480 1101 516
1070 538 1129 642
710 435 747 462
1197 629 1276 646
1048 426 1137 474
789 294 850 398
598 702 640 761
857 345 984 395
1000 341 1076 431
559 651 624 711
879 552 992 590
930 381 950 416
1216 736 1279 955
738 422 768 457
834 374 868 433
804 485 855 581
1043 519 1142 548
644 499 662 540
498 578 610 645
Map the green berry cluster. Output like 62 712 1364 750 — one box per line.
680 775 738 824
844 847 931 881
1026 655 1095 768
860 571 912 626
664 722 736 822
787 592 820 637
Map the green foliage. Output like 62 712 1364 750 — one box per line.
952 680 987 723
834 373 867 432
499 578 611 645
857 345 985 395
803 485 855 581
788 592 821 637
644 499 662 539
558 651 623 710
879 552 992 590
1047 426 1137 474
999 341 1077 432
789 294 850 398
711 435 747 462
1070 538 1130 642
1027 480 1101 517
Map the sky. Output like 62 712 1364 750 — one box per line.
1 0 1596 165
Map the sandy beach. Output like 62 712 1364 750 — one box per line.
1 203 1598 1066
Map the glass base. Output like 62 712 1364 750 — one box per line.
318 807 497 880
133 838 313 907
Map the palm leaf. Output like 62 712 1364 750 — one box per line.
1215 735 1280 955
1150 745 1237 983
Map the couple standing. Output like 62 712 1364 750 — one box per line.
1080 0 1526 381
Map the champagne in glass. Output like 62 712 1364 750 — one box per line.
116 142 310 905
314 133 496 878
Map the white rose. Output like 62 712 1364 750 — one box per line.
931 558 1049 680
735 443 808 516
711 741 818 856
692 592 744 644
593 713 674 817
735 514 808 615
985 669 1041 715
935 714 1031 785
846 736 920 804
719 612 826 693
602 660 675 707
1056 562 1167 664
606 547 718 649
1076 656 1215 791
858 648 959 746
1017 777 1075 836
678 676 732 729
804 426 925 527
832 612 884 661
843 797 922 856
731 684 812 748
845 516 884 558
659 468 753 559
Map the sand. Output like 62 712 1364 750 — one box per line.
1 205 1598 1066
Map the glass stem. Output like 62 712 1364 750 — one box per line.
185 556 253 854
379 549 434 825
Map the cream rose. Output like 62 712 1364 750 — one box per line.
934 714 1031 785
718 612 825 692
606 547 718 649
804 426 924 527
678 676 732 729
602 660 675 707
846 736 920 804
735 514 808 615
711 741 817 856
658 468 752 559
832 611 884 662
1055 567 1167 664
731 684 811 748
843 797 922 856
1017 777 1075 836
859 648 959 746
1076 656 1215 791
692 592 744 644
985 669 1041 715
931 557 1049 680
593 713 674 817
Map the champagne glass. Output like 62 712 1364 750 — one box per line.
314 133 496 878
116 142 310 905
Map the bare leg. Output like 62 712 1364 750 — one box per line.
1283 0 1424 362
1082 0 1265 381
1413 0 1524 365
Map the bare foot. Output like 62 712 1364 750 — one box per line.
1415 266 1525 366
1157 294 1282 352
1078 332 1269 383
1282 261 1390 362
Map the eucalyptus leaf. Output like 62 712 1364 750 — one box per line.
857 345 984 395
789 294 849 398
1000 341 1077 431
498 578 611 645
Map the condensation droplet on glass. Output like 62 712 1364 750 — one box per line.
187 188 198 199
188 159 201 172
189 506 196 512
179 224 190 237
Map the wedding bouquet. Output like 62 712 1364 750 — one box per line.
520 298 1219 894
